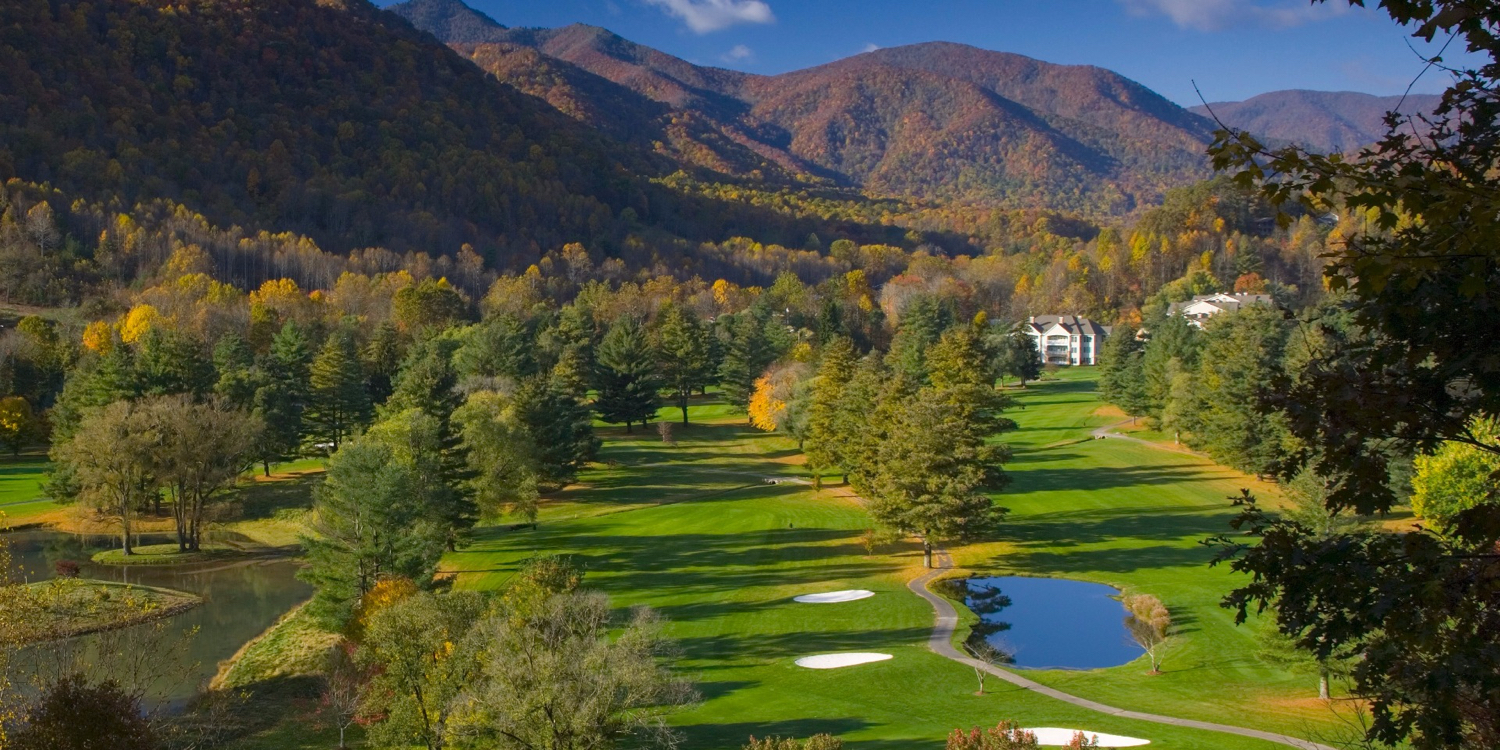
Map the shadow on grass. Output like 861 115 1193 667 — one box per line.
677 628 932 662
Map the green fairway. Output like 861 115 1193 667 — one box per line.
0 455 57 527
959 374 1353 742
444 382 1342 750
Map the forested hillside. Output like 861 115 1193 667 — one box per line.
0 0 648 260
390 0 1217 214
1190 90 1441 152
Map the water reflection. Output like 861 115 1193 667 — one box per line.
964 576 1143 670
4 529 311 707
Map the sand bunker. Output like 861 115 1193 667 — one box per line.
1024 728 1149 747
794 590 875 604
795 653 893 669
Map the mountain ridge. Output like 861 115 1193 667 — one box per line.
1189 89 1442 152
389 0 1220 214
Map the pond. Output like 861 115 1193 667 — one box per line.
3 529 311 707
965 576 1143 670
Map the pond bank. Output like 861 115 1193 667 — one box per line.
21 578 201 642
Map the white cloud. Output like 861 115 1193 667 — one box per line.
642 0 775 34
722 44 755 62
862 42 881 53
1119 0 1351 31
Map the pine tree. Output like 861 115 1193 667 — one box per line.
514 377 600 491
134 327 213 397
363 322 406 408
655 305 713 425
886 294 950 381
383 334 480 543
454 314 535 384
300 439 446 628
593 318 659 432
718 312 773 413
306 329 372 453
1099 325 1149 419
805 338 857 481
867 387 1009 568
212 333 259 409
1190 305 1291 478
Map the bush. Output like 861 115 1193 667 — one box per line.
11 674 155 750
744 735 844 750
54 559 80 578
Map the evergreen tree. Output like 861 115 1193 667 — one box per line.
994 327 1043 386
212 333 259 409
927 326 1014 435
867 387 1008 569
301 439 446 628
1190 305 1291 478
805 338 857 481
365 407 476 549
514 377 600 491
363 321 406 408
593 318 659 432
718 312 774 413
886 295 950 381
264 320 313 443
383 333 476 546
454 315 535 385
252 380 300 475
306 329 373 452
1099 325 1149 418
1141 312 1201 416
134 327 213 397
655 304 713 425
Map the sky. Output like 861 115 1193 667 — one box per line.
376 0 1475 106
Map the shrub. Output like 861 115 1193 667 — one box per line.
53 560 81 579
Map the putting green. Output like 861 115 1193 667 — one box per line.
445 381 1348 749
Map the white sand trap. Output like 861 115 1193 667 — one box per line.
795 652 893 669
794 590 875 604
1024 728 1150 747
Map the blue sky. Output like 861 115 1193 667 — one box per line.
378 0 1472 106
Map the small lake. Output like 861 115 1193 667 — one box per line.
3 529 311 707
965 576 1143 670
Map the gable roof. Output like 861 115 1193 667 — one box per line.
1024 315 1108 337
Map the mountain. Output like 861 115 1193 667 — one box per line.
389 0 1218 214
0 0 657 260
1190 90 1442 152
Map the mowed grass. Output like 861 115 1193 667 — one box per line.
444 389 1307 750
0 453 58 527
961 372 1356 744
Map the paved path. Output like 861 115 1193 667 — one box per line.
907 552 1337 750
1090 420 1207 458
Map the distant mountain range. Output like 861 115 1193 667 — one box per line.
1190 90 1442 153
387 0 1217 214
389 0 1431 214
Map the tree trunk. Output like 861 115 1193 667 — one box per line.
680 395 689 425
922 538 933 569
263 460 271 477
625 421 633 434
1319 669 1330 700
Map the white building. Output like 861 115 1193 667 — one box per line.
1167 293 1273 328
1022 315 1110 366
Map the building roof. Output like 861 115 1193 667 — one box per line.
1022 315 1109 337
1167 293 1273 317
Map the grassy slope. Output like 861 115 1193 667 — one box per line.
0 454 57 527
445 394 1308 750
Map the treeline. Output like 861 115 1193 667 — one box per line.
1097 298 1413 496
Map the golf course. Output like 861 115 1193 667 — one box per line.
440 371 1353 750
